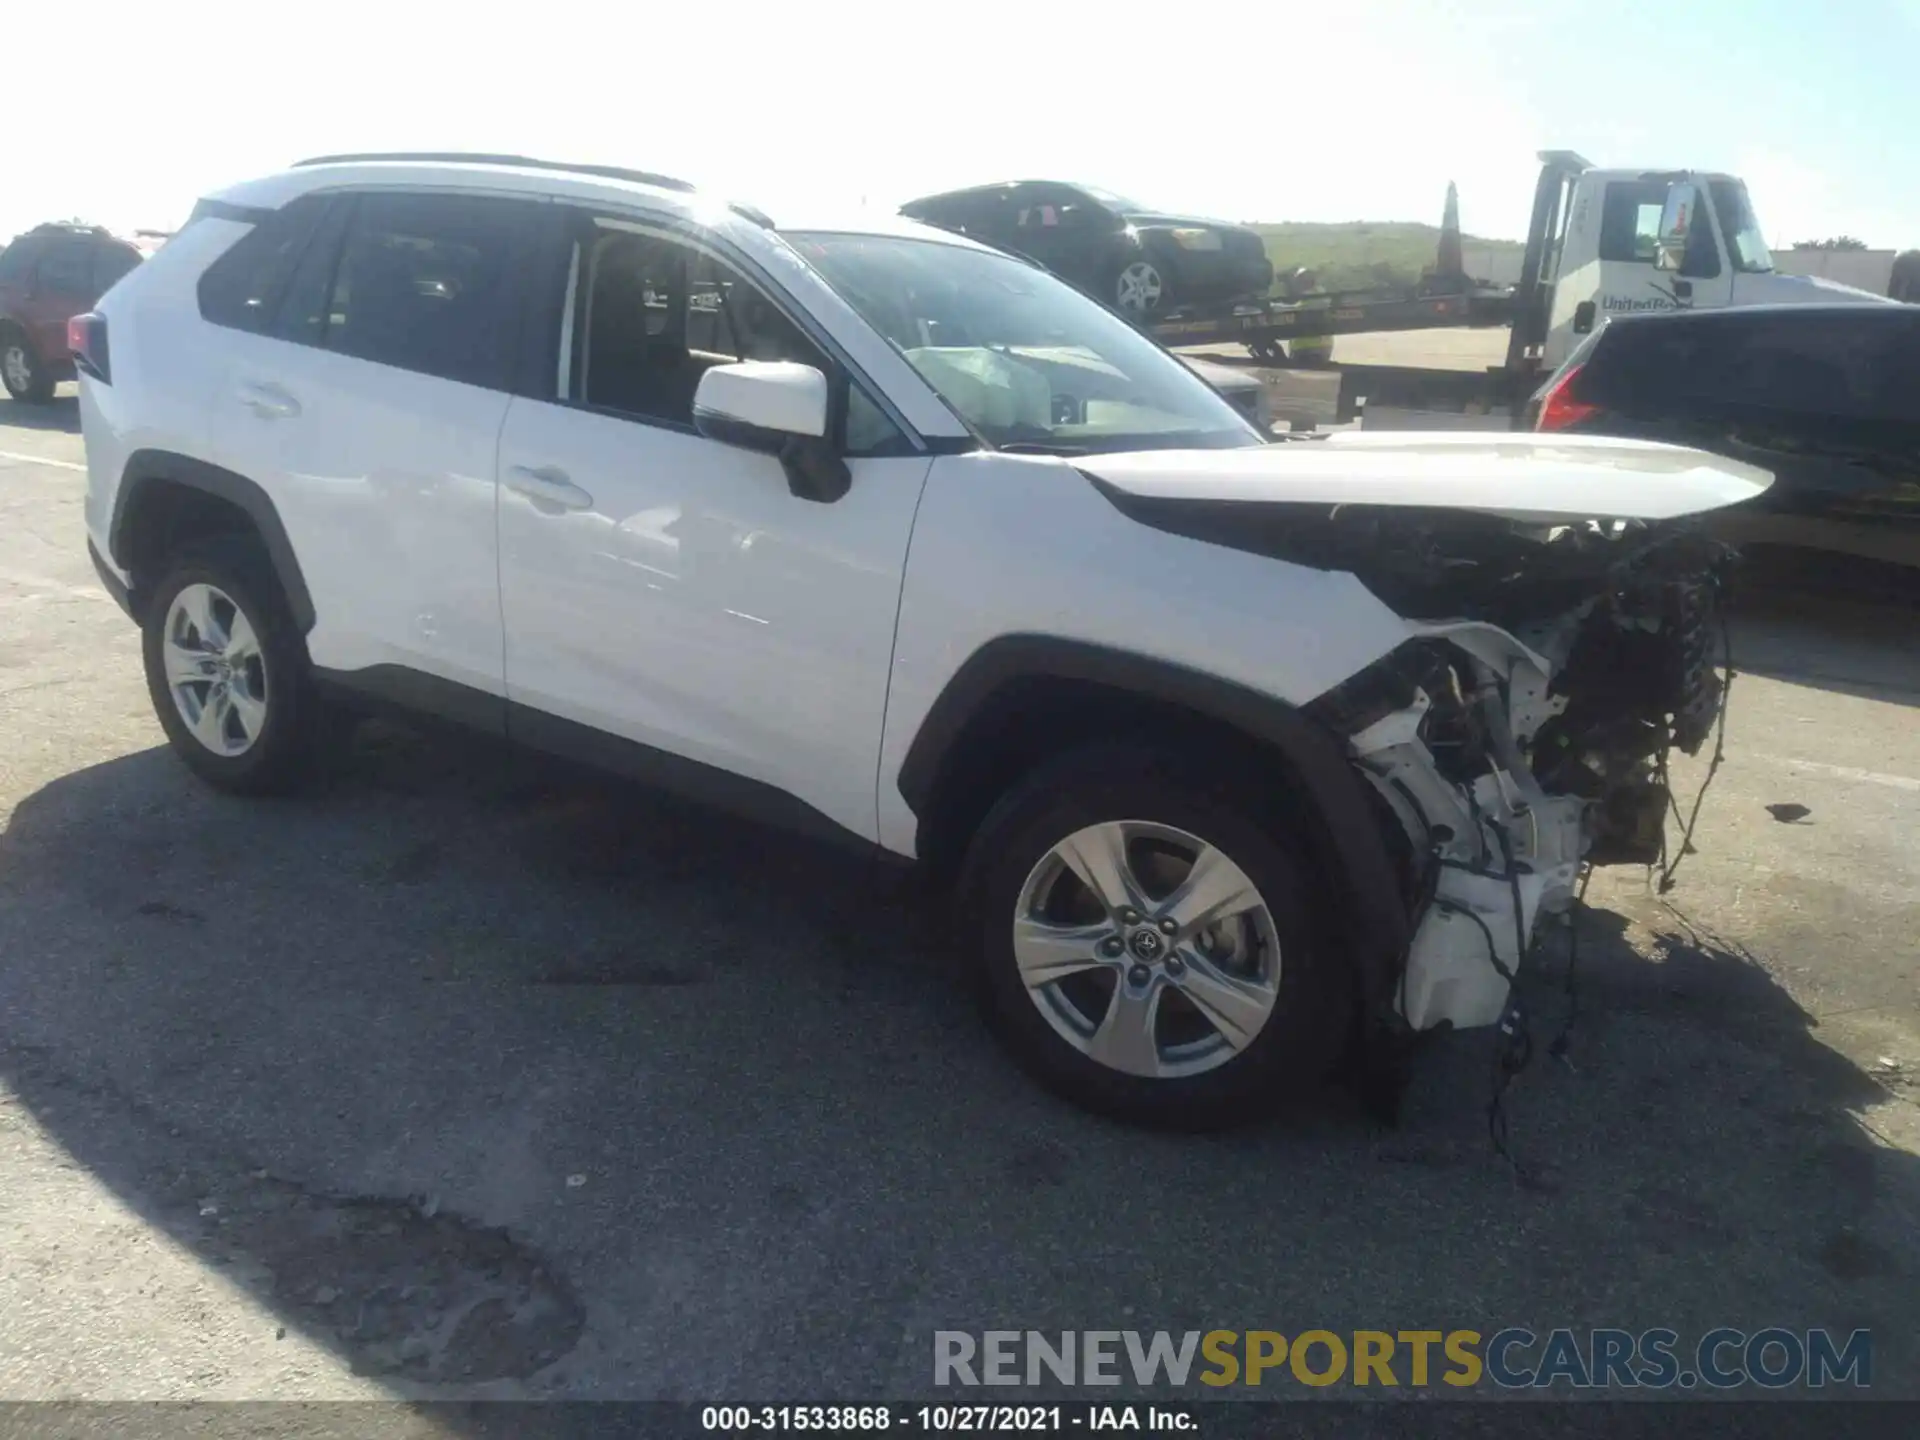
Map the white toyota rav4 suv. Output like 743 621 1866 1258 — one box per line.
76 153 1769 1127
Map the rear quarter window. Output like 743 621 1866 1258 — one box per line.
0 239 40 283
92 243 142 295
1599 320 1714 400
197 195 331 332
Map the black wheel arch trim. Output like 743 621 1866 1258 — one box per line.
110 450 317 633
898 634 1412 1016
86 536 135 619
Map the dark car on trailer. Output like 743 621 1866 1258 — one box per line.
1526 304 1920 581
900 181 1274 318
0 223 145 402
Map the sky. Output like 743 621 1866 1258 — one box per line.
7 0 1919 250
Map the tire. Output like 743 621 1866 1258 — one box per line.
1891 250 1920 304
141 535 326 795
1112 254 1171 316
957 743 1352 1129
1 329 55 403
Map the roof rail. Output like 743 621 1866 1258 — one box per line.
292 152 697 194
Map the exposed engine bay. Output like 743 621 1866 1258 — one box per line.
1298 508 1734 1032
1080 436 1761 1038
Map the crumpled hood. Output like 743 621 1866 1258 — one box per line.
1078 432 1773 523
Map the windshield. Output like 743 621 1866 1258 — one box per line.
786 233 1262 454
1708 180 1774 273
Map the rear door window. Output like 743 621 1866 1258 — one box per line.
317 191 538 390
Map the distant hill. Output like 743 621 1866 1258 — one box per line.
1249 220 1524 292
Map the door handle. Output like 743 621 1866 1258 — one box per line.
236 381 301 419
506 464 594 512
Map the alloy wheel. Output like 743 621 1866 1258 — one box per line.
1012 820 1282 1079
162 583 269 757
2 344 32 394
1115 261 1165 314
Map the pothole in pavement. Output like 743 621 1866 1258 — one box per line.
200 1181 584 1383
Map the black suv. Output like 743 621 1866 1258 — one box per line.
900 181 1273 318
1527 304 1920 576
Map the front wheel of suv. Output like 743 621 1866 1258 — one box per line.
141 537 326 795
1 330 54 403
958 744 1351 1129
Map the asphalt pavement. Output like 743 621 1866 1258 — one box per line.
1 394 1916 1410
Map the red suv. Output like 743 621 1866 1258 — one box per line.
0 223 144 402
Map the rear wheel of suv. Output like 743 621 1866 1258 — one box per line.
141 537 326 795
1 330 54 403
958 744 1350 1128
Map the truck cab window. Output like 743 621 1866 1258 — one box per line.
1599 181 1672 264
1708 180 1774 273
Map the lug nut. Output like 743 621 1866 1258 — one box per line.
1127 964 1151 987
1120 908 1141 926
1165 954 1186 976
1099 937 1124 958
1158 918 1177 936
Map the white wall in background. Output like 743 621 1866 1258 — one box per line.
1773 248 1897 294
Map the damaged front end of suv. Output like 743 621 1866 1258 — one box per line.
1301 512 1732 1032
1083 433 1768 1040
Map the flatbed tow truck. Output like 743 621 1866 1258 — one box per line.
1146 151 1892 421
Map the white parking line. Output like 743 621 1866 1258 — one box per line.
0 449 85 472
1752 753 1920 792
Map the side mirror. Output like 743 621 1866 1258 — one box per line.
1653 183 1699 272
692 361 851 503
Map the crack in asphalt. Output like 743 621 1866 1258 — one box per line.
0 1038 585 1385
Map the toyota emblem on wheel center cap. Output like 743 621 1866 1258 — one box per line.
1128 929 1164 962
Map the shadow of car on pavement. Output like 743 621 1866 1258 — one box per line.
0 720 1914 1409
0 393 82 434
